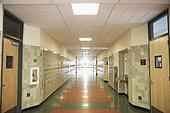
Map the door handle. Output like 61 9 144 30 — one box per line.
2 84 5 87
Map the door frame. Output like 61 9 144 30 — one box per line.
0 9 23 113
148 9 170 112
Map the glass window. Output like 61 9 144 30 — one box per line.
153 14 168 38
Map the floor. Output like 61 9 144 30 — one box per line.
22 68 150 113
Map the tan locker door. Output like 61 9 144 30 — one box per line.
150 35 170 113
2 38 19 113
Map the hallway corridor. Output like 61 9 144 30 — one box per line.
23 68 149 113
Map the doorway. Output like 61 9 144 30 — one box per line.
108 55 114 87
2 38 19 113
148 10 170 113
118 49 128 95
150 35 170 113
1 9 23 113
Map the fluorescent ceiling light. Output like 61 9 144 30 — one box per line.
81 47 90 50
83 51 88 54
53 51 57 54
44 48 48 51
90 47 108 50
79 38 92 41
72 3 100 15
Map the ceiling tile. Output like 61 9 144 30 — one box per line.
2 0 52 4
120 0 170 4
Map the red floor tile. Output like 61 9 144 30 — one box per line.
51 109 121 113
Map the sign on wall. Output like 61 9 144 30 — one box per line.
30 67 39 85
140 59 146 65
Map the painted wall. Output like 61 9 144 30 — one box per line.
107 24 150 109
108 31 131 55
131 24 148 46
97 50 108 79
40 30 75 60
40 30 60 54
23 24 40 46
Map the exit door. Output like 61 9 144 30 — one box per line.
2 38 19 113
150 35 170 113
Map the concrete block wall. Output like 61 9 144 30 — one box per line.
107 24 150 109
22 24 76 109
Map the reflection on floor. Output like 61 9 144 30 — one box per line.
22 68 149 113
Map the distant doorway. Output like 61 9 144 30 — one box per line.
118 49 128 95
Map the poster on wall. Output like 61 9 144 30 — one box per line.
30 67 39 85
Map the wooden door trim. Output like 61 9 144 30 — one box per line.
1 38 20 113
148 9 170 112
0 37 23 113
1 9 24 113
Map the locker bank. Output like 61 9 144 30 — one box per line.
0 0 170 113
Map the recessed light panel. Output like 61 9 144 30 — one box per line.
81 47 90 50
72 3 100 15
53 51 57 54
83 51 88 54
79 38 92 41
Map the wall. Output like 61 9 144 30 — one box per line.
131 24 148 46
108 31 131 93
22 24 42 109
23 24 40 46
129 24 150 109
40 30 75 60
22 24 76 109
40 30 60 54
97 50 108 79
107 24 150 109
108 31 131 55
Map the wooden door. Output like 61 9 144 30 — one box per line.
150 35 170 113
2 38 19 113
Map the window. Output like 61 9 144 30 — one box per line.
149 10 169 39
155 55 162 68
153 15 168 37
4 10 23 40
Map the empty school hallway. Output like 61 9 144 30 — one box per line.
0 1 170 113
23 68 149 113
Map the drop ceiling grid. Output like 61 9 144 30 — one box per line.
119 0 170 4
55 3 79 45
3 0 170 56
2 0 53 4
91 3 114 42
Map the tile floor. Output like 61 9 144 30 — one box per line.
22 68 150 113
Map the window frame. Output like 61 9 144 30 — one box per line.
148 9 169 41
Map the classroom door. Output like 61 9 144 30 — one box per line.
2 38 19 113
150 35 170 113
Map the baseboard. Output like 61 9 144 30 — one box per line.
107 83 150 112
5 106 17 113
151 106 163 113
22 79 70 111
128 100 150 112
104 80 108 83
